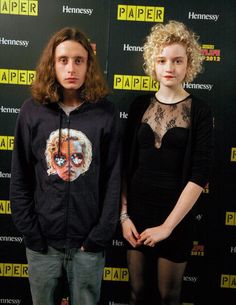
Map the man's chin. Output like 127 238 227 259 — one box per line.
59 172 79 182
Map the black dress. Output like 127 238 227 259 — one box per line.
127 96 194 262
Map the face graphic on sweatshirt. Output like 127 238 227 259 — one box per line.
45 129 92 181
52 139 84 181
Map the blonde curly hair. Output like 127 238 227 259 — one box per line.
143 20 203 82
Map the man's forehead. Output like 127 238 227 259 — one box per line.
55 40 88 58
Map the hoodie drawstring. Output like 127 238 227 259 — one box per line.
58 112 63 157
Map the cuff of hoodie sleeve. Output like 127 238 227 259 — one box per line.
83 238 105 253
24 236 47 253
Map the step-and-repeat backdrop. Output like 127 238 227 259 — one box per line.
0 1 235 305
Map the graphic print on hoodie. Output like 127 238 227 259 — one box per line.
45 128 92 182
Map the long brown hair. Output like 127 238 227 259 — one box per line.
31 27 109 103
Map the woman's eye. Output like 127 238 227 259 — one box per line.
54 154 66 167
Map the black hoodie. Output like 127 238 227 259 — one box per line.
10 97 121 252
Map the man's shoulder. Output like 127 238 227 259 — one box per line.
19 98 57 123
20 97 40 111
21 97 58 113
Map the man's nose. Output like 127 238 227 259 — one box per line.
67 60 76 73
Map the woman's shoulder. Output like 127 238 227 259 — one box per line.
128 93 153 114
190 95 212 116
191 95 211 109
131 93 153 106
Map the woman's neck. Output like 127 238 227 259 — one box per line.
155 85 189 104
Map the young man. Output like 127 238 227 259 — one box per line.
10 27 120 305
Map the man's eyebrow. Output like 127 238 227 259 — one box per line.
56 55 85 59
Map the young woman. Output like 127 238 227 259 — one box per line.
121 20 213 305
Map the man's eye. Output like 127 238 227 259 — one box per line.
59 58 67 64
71 153 83 165
54 154 66 167
75 58 82 64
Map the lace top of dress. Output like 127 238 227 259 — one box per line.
135 96 192 182
142 96 191 149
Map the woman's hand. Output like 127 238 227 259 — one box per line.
139 182 204 248
139 224 172 247
121 218 141 248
